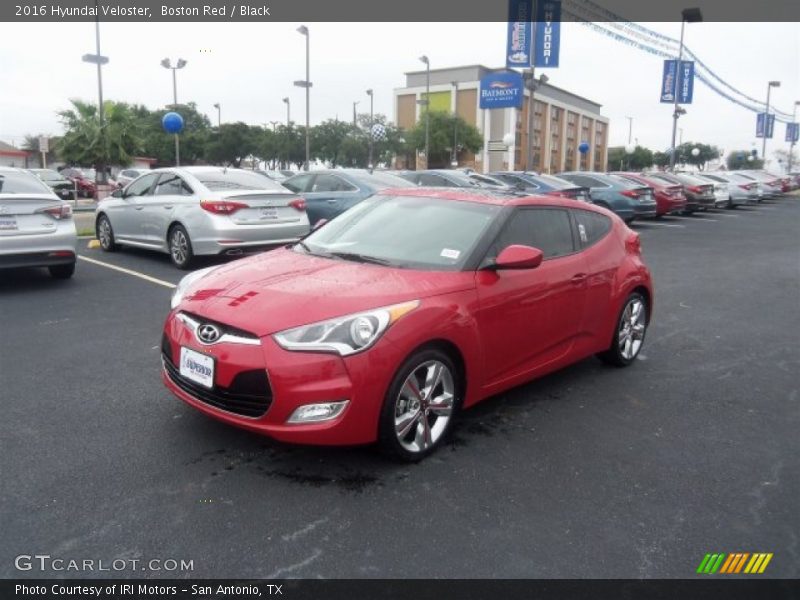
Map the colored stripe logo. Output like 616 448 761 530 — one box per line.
697 553 773 574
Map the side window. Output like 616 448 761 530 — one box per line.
125 173 158 197
563 174 594 188
485 208 575 263
311 174 357 192
283 174 312 193
154 173 193 196
494 174 525 187
573 209 612 249
419 173 451 187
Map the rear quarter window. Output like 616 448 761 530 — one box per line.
573 209 612 249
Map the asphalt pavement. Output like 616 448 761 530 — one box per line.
1 197 798 578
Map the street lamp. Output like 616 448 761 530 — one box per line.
669 7 702 171
161 57 187 166
451 81 459 167
213 103 221 127
524 72 548 171
294 25 311 171
762 80 780 163
352 101 360 129
81 1 109 186
282 97 290 127
419 55 430 168
366 89 374 168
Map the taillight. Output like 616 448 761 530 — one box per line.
621 190 639 199
38 204 72 220
200 199 249 214
288 198 306 211
686 186 702 194
625 230 641 254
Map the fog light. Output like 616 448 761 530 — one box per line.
287 400 349 424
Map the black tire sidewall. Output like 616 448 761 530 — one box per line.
378 347 461 462
169 225 194 269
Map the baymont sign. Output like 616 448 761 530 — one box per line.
479 72 524 109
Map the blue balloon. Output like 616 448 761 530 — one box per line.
578 141 590 154
162 112 184 134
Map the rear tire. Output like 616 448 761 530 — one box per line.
378 348 461 462
168 224 194 270
96 214 119 252
597 292 648 367
49 263 75 279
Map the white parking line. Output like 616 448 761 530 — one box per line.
78 255 176 289
634 222 685 228
708 213 740 218
667 215 719 222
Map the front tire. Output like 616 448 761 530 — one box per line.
49 263 75 279
378 348 461 462
598 292 648 367
96 214 119 252
168 224 194 270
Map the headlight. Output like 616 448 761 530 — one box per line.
170 266 218 309
273 300 420 356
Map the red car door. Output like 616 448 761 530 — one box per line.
474 207 588 388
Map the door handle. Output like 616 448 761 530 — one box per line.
570 273 587 284
163 205 173 209
327 199 338 204
134 206 144 211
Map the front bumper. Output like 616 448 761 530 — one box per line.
161 311 402 446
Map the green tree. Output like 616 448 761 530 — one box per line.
726 150 764 170
607 146 654 171
56 99 141 175
136 102 212 166
407 111 483 168
652 151 671 169
204 122 256 167
311 119 355 167
676 142 720 171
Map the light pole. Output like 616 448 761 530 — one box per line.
81 0 109 186
788 100 800 174
524 72 549 172
294 25 311 171
161 57 187 166
419 55 430 168
352 101 360 129
762 80 780 163
625 116 633 145
213 103 221 127
451 81 459 167
669 7 702 171
366 89 374 168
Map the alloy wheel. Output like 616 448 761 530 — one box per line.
618 297 646 361
394 360 455 454
170 229 189 266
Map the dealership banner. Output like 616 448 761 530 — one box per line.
786 122 799 143
506 0 533 68
660 59 694 104
756 113 775 138
533 0 561 67
480 71 525 109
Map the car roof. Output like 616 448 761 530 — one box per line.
383 186 603 210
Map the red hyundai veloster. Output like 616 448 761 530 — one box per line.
162 188 653 460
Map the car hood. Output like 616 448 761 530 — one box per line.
179 248 475 336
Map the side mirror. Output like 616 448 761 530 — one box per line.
110 189 123 198
312 218 328 231
494 245 544 270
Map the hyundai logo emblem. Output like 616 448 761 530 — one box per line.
197 324 221 344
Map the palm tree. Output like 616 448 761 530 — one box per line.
56 99 142 179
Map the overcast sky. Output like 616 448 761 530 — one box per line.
1 21 798 162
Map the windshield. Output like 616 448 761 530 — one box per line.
193 169 288 192
535 174 580 189
607 174 645 189
0 172 54 194
347 171 416 189
299 194 500 270
32 169 65 182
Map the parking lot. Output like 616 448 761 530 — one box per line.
1 196 798 578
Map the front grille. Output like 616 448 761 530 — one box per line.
162 335 272 418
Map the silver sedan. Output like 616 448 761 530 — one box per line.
0 167 78 279
95 167 311 269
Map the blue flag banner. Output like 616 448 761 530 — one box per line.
756 113 765 138
534 0 561 68
506 0 533 69
785 122 799 143
660 59 694 104
757 113 775 139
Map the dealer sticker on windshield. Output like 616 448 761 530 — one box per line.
179 347 215 389
440 248 461 260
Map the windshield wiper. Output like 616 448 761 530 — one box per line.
328 251 394 266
